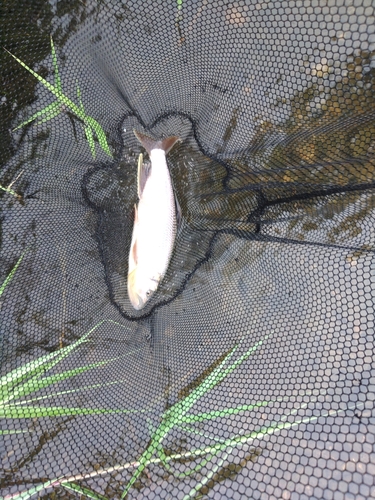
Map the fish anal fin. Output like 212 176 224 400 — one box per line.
137 153 151 197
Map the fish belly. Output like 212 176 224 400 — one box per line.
137 179 176 280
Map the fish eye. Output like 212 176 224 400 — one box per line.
146 290 151 297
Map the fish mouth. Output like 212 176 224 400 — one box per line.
128 291 145 310
128 284 143 310
128 271 145 310
133 295 145 310
128 271 158 310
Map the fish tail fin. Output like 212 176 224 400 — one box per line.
134 130 180 155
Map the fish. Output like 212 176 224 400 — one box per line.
127 130 180 310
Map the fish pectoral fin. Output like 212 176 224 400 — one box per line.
128 239 138 273
130 238 138 268
137 153 151 198
128 205 138 273
175 194 182 230
128 268 137 287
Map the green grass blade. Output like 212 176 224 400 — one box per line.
0 429 29 435
0 251 25 298
180 400 276 425
12 376 140 406
62 482 108 500
84 124 96 158
2 479 57 500
76 81 84 111
50 36 62 92
182 414 319 500
164 335 268 425
121 335 267 497
6 46 112 158
164 423 227 479
121 410 183 496
121 437 158 497
0 320 120 396
35 104 62 126
159 401 279 479
85 116 113 158
5 48 83 116
13 101 61 130
0 405 124 418
0 320 128 407
186 399 352 500
146 418 170 470
14 54 73 109
0 342 84 395
77 82 112 158
8 361 109 403
0 329 92 402
0 184 18 197
27 107 61 128
184 448 231 500
1 349 69 390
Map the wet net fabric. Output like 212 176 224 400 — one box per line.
1 1 375 498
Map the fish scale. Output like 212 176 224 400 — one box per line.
127 131 180 310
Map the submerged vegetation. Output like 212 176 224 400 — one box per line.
0 257 128 427
5 37 112 159
1 295 363 500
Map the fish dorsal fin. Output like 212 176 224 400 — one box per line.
137 153 151 198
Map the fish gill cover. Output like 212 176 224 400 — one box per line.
0 0 374 498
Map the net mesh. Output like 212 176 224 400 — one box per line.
1 1 374 498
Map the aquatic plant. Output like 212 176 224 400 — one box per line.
1 256 361 499
5 37 112 159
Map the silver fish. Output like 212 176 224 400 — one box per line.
128 130 180 310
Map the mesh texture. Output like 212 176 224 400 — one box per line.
0 1 374 499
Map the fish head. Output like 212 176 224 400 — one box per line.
127 269 160 310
